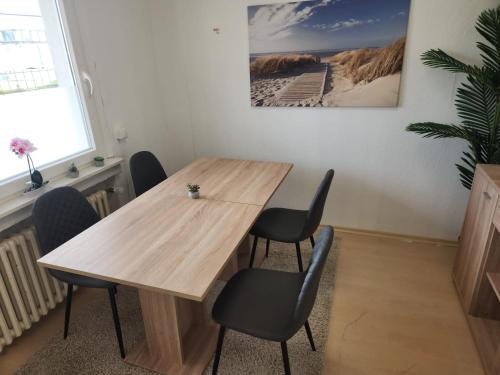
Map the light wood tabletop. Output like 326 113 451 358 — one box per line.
157 157 292 206
38 195 261 300
37 157 293 375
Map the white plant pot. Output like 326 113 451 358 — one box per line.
188 191 200 199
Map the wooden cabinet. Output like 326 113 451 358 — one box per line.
454 164 500 375
454 167 498 313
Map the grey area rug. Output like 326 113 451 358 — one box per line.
16 238 337 375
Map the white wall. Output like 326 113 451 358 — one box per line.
158 0 497 241
72 0 497 241
70 0 194 188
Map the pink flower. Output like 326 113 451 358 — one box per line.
10 138 36 159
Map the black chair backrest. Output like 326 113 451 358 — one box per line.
301 169 334 239
32 187 100 256
292 226 333 332
129 151 167 197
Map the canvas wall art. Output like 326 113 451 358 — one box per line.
248 0 411 107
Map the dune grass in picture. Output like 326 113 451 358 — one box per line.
248 0 411 107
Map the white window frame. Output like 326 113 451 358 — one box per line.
0 0 109 199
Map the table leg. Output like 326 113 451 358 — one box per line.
219 253 239 281
125 289 217 374
236 235 266 269
220 235 252 281
237 235 251 255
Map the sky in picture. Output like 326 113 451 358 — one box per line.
248 0 411 54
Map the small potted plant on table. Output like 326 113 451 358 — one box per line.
187 184 200 199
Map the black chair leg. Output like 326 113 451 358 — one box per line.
281 341 291 375
212 326 226 375
295 242 304 272
309 236 315 248
265 239 270 257
113 285 118 295
108 288 126 358
249 235 259 268
63 283 73 339
304 320 316 351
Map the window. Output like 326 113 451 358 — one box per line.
0 0 100 192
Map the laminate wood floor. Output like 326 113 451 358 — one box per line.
324 230 484 375
0 230 485 375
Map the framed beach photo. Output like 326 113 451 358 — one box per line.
248 0 411 107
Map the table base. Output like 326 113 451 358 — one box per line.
125 290 217 375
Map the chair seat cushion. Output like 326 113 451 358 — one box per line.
212 268 304 342
250 208 307 243
49 269 115 289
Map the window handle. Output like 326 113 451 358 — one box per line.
82 71 94 96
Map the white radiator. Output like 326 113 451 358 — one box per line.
0 190 111 352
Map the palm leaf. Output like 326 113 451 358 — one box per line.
460 154 476 170
495 102 500 142
406 122 468 139
476 7 500 50
456 164 474 189
491 144 500 163
478 42 500 73
477 6 500 90
421 49 482 76
455 75 497 140
407 7 500 190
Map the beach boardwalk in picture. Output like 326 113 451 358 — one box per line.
278 63 328 105
247 0 411 107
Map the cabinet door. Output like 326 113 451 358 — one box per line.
472 222 500 319
454 171 498 313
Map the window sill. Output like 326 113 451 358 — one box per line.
0 157 123 233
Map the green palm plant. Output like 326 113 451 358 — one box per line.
406 6 500 189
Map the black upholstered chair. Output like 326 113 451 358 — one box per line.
249 169 334 272
211 226 333 375
32 187 125 358
129 151 167 197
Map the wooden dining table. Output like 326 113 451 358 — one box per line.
37 157 293 374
